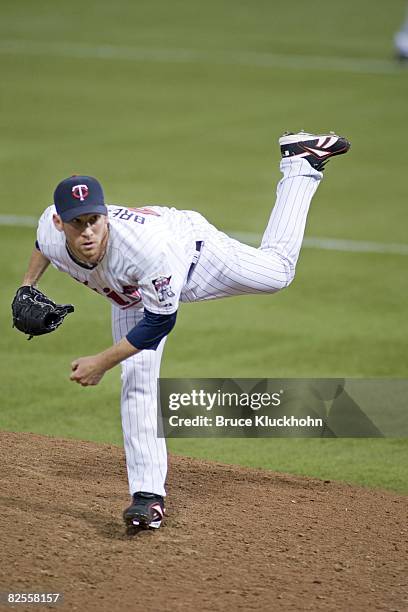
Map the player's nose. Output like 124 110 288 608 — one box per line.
81 224 93 237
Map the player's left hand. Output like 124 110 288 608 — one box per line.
70 355 106 386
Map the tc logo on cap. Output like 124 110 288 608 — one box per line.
72 184 89 201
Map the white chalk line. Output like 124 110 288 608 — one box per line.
0 215 38 227
1 214 407 256
0 40 402 76
230 231 408 256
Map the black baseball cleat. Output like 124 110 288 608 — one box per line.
123 491 165 529
279 131 351 171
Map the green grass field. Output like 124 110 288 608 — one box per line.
1 0 407 493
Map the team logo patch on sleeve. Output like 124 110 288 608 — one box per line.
152 276 175 302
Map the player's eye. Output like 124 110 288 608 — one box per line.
70 215 100 229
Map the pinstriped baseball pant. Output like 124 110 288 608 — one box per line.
112 157 322 497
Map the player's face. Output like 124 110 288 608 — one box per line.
58 214 109 263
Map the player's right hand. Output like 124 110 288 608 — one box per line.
70 355 106 387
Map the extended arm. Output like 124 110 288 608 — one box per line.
70 337 140 386
22 248 51 286
70 309 177 386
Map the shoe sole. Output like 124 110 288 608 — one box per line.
124 515 163 529
123 508 165 530
279 132 344 146
127 517 162 529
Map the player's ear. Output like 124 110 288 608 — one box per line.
53 214 64 232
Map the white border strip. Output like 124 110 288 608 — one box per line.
1 215 407 255
0 40 402 76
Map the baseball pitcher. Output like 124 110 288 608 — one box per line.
12 131 350 529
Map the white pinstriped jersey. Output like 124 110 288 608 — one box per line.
36 204 208 314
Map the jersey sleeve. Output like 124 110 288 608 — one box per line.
133 232 189 315
126 309 178 350
36 205 65 269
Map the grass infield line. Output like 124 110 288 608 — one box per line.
0 40 403 76
1 214 407 256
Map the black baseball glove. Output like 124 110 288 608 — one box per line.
12 286 74 340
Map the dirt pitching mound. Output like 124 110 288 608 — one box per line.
0 431 406 612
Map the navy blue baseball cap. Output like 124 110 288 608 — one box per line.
53 175 108 222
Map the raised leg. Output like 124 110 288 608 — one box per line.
183 157 322 301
